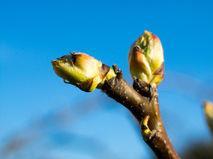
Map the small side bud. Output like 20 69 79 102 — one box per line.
128 31 164 86
52 52 115 92
204 101 213 134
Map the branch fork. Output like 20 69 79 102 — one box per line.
51 31 180 159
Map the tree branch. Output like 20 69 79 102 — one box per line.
52 53 179 159
101 66 179 159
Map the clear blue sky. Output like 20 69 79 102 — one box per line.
1 0 213 158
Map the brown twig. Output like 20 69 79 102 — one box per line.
52 54 180 159
101 65 179 159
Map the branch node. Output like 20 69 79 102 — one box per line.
141 115 157 140
112 65 123 79
133 78 153 98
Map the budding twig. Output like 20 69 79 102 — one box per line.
52 53 179 159
51 30 179 159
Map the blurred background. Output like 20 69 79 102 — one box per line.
1 0 213 158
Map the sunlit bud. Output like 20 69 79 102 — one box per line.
204 101 213 134
52 52 116 92
128 31 164 86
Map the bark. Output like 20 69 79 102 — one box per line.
101 66 179 159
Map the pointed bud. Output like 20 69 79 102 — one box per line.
128 31 164 86
52 52 116 92
204 101 213 134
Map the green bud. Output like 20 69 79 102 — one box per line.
129 31 164 86
52 52 116 92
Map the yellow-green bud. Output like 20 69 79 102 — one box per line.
52 52 116 92
128 31 164 86
204 101 213 134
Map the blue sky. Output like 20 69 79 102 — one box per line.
1 0 213 158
